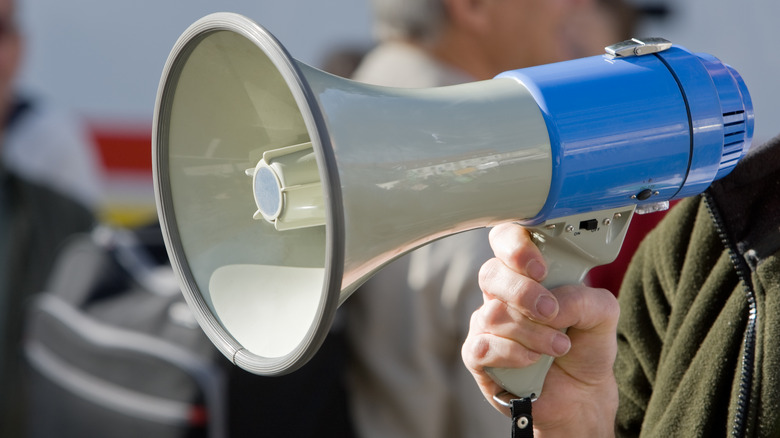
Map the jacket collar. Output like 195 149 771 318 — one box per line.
707 135 780 266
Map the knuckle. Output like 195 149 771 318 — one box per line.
505 274 535 308
478 258 501 290
469 306 482 327
600 288 621 326
462 334 492 367
556 285 621 329
479 299 506 327
479 258 540 311
472 335 492 361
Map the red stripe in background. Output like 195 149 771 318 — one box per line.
89 122 153 174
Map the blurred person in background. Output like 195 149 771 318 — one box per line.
563 0 639 59
0 4 103 211
0 0 96 434
343 0 647 437
351 0 593 88
319 44 370 80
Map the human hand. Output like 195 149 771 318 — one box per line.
462 222 619 437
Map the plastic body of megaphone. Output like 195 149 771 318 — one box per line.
152 14 754 402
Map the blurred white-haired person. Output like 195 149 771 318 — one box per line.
345 1 596 437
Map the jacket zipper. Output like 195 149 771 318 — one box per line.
704 193 757 437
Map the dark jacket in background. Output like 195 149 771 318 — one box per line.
0 166 95 436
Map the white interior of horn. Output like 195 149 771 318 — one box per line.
209 265 323 357
164 29 326 358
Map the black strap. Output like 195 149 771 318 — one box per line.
510 397 534 438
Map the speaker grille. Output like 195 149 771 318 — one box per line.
717 109 747 179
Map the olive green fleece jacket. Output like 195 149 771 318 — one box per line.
614 137 780 437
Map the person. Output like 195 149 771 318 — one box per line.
562 0 639 59
2 97 104 210
0 0 96 434
0 6 103 211
461 134 780 433
351 0 591 88
319 44 369 79
344 1 600 437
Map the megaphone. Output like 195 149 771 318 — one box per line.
153 12 753 400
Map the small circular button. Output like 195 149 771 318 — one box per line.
636 188 654 201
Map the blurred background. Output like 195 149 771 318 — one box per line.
6 1 779 437
16 0 375 226
15 0 780 228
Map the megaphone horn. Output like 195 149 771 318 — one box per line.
153 13 753 400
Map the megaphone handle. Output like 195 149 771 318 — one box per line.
485 207 635 400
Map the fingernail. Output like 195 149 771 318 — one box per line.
526 259 546 282
552 333 571 356
535 295 558 319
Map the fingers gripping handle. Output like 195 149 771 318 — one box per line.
486 207 635 400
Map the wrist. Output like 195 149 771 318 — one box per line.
533 375 618 438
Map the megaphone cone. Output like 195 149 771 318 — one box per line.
154 13 552 375
154 13 753 397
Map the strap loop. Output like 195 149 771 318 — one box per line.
510 397 534 438
493 391 535 438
